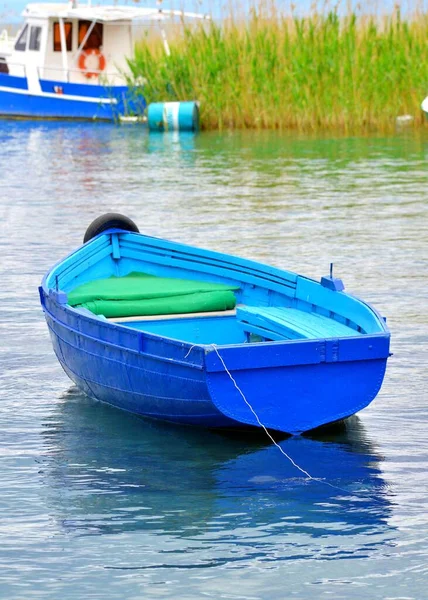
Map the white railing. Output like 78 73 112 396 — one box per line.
0 30 15 56
1 61 129 86
39 65 128 86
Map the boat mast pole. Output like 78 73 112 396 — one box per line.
157 13 171 57
160 25 171 57
58 18 69 82
73 19 97 64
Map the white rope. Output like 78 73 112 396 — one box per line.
208 344 385 502
210 344 315 480
184 344 198 359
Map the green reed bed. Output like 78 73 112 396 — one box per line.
129 6 428 132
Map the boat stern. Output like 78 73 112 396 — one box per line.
204 334 390 435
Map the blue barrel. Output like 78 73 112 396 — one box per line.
147 101 200 132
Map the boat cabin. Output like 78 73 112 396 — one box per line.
2 3 150 88
0 3 208 120
1 2 208 89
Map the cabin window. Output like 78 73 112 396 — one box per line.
29 26 42 51
78 21 103 50
15 25 29 52
53 22 73 52
0 59 8 74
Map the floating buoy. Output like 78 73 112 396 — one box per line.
147 101 200 132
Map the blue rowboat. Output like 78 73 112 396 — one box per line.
39 213 391 435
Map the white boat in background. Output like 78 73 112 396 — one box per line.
0 29 15 61
0 1 208 120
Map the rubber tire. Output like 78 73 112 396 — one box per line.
83 213 140 243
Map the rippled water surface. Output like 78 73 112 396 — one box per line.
1 122 427 599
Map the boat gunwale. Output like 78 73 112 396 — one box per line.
42 293 390 377
41 228 390 362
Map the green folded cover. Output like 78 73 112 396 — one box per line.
78 291 237 318
69 272 239 317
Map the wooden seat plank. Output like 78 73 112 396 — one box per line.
237 306 361 340
109 309 237 323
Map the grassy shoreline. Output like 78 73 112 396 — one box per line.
130 6 428 133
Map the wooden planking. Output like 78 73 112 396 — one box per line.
119 232 298 286
118 242 297 298
121 240 297 287
118 234 386 335
60 247 114 291
46 232 384 339
47 236 113 290
296 277 383 334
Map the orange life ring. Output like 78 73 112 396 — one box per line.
78 49 106 79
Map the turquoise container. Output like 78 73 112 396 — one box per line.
147 101 200 132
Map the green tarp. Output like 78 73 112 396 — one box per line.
68 272 238 318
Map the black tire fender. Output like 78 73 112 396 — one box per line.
83 213 140 243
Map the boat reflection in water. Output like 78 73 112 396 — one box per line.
41 388 392 545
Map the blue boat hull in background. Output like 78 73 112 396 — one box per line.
40 225 391 435
0 74 145 120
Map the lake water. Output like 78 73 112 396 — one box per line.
1 122 427 599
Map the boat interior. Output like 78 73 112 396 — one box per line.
46 232 386 346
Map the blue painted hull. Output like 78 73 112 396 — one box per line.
40 230 391 434
43 295 236 428
0 74 145 120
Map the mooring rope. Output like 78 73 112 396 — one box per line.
210 344 315 479
207 344 385 502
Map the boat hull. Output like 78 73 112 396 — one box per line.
0 75 144 120
43 295 236 428
41 286 389 435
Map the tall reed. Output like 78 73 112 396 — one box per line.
129 3 428 132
